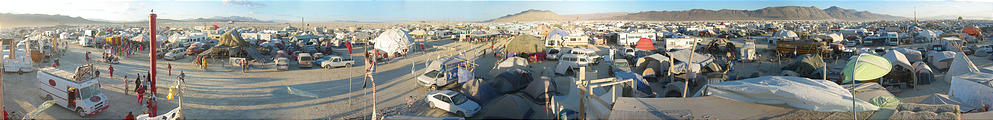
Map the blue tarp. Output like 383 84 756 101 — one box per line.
615 71 652 96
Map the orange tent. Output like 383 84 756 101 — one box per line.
635 38 655 51
963 26 982 37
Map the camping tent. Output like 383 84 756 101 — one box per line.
504 35 545 53
521 78 557 104
782 54 826 78
920 93 976 111
928 51 956 71
773 29 799 38
913 62 935 84
461 78 500 104
892 48 923 63
496 57 529 70
883 50 914 72
667 49 719 72
704 76 879 111
634 38 654 51
843 53 892 83
490 68 535 94
948 72 993 111
371 29 414 54
945 52 978 82
477 94 540 119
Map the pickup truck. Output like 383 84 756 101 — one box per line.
320 56 354 69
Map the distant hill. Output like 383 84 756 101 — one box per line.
488 6 903 22
186 16 273 23
0 13 108 27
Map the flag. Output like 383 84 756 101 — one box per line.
346 42 353 54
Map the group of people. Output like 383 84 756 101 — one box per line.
194 56 209 71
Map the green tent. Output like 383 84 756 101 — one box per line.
843 53 892 83
504 35 545 53
783 54 825 77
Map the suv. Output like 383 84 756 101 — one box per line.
559 54 594 69
546 48 561 60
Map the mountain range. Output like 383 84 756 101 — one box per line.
490 6 904 22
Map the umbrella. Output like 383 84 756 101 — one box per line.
842 53 892 83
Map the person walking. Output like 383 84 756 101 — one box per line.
178 71 186 84
108 65 114 79
124 75 129 95
168 63 172 76
84 52 90 63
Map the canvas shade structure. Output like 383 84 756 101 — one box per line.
217 30 248 47
371 29 415 54
504 35 545 53
703 76 879 111
843 53 892 83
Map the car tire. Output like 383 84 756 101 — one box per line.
430 85 438 90
77 107 86 117
429 102 435 108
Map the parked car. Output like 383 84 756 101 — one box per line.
320 56 354 69
164 48 186 61
622 47 636 59
609 59 633 77
426 90 481 117
546 48 561 60
567 48 600 64
275 57 290 71
297 53 314 68
557 54 595 74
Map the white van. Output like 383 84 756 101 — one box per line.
37 66 109 117
297 53 314 68
275 57 290 71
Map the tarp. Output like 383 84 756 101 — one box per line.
667 49 719 71
928 51 956 70
634 38 654 51
521 78 556 104
948 72 993 111
504 35 545 53
371 29 414 53
217 30 248 47
920 93 976 111
945 52 978 82
616 71 653 96
496 57 528 70
477 94 538 119
773 29 798 38
892 48 923 63
868 96 901 108
704 76 879 111
913 62 935 84
883 50 914 72
461 78 500 104
782 54 825 77
843 53 892 83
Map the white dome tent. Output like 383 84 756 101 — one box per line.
371 29 415 56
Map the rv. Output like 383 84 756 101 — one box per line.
78 36 95 47
661 37 696 51
36 66 109 117
885 32 900 46
618 33 656 46
563 36 591 48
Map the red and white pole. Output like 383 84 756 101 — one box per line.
148 12 159 116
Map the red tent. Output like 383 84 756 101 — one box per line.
634 38 655 51
963 26 982 37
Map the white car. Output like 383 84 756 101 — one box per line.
622 47 636 59
559 54 594 68
164 48 186 61
426 90 480 117
568 48 601 64
546 48 561 60
275 57 290 71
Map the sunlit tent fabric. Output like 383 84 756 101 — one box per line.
371 29 414 53
921 93 976 111
782 54 825 77
704 76 879 111
928 51 956 70
773 29 799 38
634 54 670 77
945 52 978 82
843 53 892 83
504 35 545 53
892 48 924 63
668 49 719 72
634 38 655 51
883 50 914 72
217 30 248 47
948 72 993 111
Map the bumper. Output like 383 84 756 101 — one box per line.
86 104 110 116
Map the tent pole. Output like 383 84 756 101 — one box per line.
851 54 862 120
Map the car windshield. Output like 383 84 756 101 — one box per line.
424 70 443 78
79 85 100 100
301 56 312 61
614 62 629 67
548 49 559 54
451 93 468 105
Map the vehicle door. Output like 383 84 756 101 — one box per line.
331 58 341 66
433 95 452 111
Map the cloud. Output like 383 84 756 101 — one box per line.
222 0 264 8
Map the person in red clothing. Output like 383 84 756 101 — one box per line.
124 112 135 120
167 63 172 76
108 65 114 79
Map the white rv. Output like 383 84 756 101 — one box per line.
36 66 109 117
662 37 696 51
563 36 591 48
618 33 656 46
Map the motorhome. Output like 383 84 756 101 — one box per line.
885 32 900 46
618 33 656 46
563 36 591 48
661 37 696 51
36 65 109 117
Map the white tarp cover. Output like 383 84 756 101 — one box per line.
892 48 923 63
705 76 879 111
773 29 798 38
883 50 914 71
945 52 978 82
371 29 414 53
497 57 529 70
667 49 719 71
928 51 956 70
948 72 993 110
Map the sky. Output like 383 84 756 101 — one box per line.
1 0 992 22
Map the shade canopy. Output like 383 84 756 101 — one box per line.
843 53 892 83
504 35 545 53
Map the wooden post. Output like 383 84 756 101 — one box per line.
684 38 698 98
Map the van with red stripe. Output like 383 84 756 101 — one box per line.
36 65 109 117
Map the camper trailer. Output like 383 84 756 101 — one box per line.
618 33 656 46
662 37 696 51
563 36 591 48
885 32 900 46
36 66 109 117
